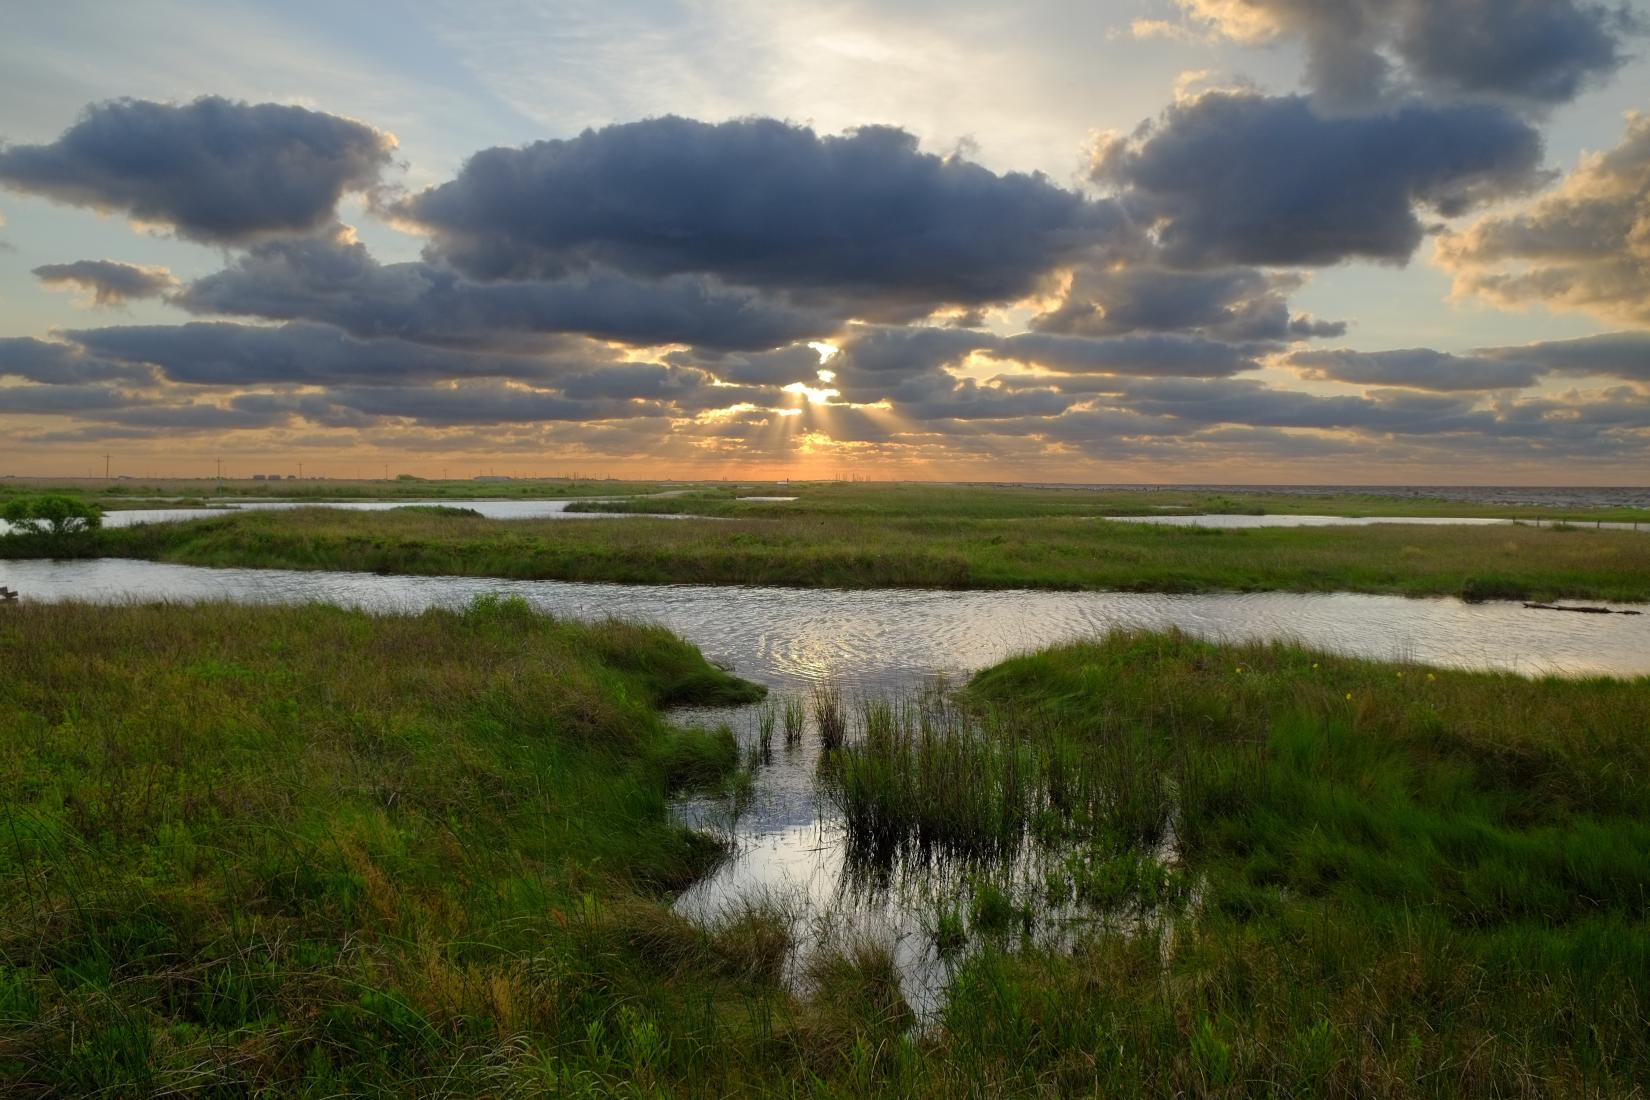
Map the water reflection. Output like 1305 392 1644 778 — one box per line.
73 498 696 529
1104 513 1647 531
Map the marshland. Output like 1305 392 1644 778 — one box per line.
3 481 1649 1095
7 479 1650 602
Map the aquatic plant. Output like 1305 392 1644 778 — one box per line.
782 696 806 747
812 684 847 751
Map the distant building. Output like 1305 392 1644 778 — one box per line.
252 474 267 481
474 475 513 482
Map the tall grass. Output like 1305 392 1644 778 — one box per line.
811 684 847 750
782 696 806 747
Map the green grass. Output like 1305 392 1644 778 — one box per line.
563 481 1650 523
823 632 1650 1096
0 597 797 1095
21 501 1650 602
2 604 1647 1095
9 477 1647 521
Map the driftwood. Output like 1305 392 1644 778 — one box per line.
0 586 16 603
1523 601 1642 616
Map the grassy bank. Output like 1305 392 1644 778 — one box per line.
22 503 1650 602
4 606 1646 1096
911 632 1650 1096
0 598 790 1095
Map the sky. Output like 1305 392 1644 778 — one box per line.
1 0 1648 483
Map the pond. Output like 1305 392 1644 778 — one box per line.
77 498 696 528
1102 513 1646 531
4 556 1646 1014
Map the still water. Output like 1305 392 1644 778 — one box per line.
3 557 1646 684
84 499 681 528
5 557 1645 1013
1103 514 1647 530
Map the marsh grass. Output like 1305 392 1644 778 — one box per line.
5 601 1648 1096
37 499 1650 601
820 690 1175 866
781 696 806 748
755 702 777 763
811 685 847 751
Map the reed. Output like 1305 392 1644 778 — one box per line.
812 684 847 751
755 701 777 763
782 695 806 747
820 694 1173 866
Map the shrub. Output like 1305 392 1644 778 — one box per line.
1 494 102 537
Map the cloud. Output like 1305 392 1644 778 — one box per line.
394 116 1130 316
1031 264 1345 340
67 321 584 387
1092 91 1547 267
1438 111 1650 326
32 259 179 306
665 344 827 386
1292 330 1650 390
0 96 394 242
295 383 653 427
1175 0 1634 108
1289 347 1543 390
1476 330 1650 383
992 331 1266 377
0 336 155 384
0 382 153 415
176 226 835 351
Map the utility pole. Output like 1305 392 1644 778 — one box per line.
298 461 303 479
383 463 389 481
216 457 223 480
103 453 111 479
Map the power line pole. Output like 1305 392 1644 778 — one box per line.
103 453 111 479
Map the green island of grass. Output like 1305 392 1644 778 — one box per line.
2 605 1645 1095
13 490 1649 603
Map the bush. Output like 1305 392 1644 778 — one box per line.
2 494 102 537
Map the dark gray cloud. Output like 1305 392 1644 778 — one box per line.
1093 92 1546 267
1288 347 1544 391
1477 331 1650 383
0 96 394 242
834 325 996 375
304 383 651 426
1177 0 1634 108
1439 111 1650 325
1030 264 1345 341
992 332 1265 377
1290 331 1650 390
67 321 593 387
0 382 152 414
177 228 837 351
394 116 1131 316
664 344 827 386
32 259 179 305
0 336 154 384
